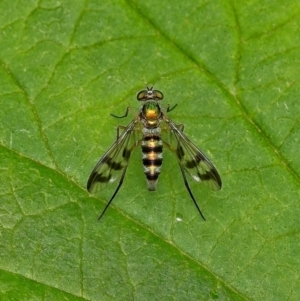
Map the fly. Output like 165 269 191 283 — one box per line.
87 86 222 220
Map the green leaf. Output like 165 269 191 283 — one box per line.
1 0 300 300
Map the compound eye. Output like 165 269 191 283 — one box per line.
154 90 164 100
137 90 147 101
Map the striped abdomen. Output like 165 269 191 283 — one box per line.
141 130 163 191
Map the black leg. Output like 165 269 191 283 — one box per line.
166 104 177 113
98 167 128 220
178 164 206 221
111 107 130 118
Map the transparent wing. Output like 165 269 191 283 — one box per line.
87 118 142 194
162 117 222 191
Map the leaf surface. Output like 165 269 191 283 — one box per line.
1 0 300 300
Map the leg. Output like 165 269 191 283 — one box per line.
98 167 128 221
111 107 130 118
166 104 177 113
116 125 128 139
178 163 206 221
176 123 184 132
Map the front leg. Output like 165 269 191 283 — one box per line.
111 107 130 119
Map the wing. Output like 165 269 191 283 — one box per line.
87 118 141 194
162 117 222 191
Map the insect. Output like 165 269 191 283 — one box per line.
87 86 222 220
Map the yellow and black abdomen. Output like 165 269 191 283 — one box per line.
141 131 163 191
